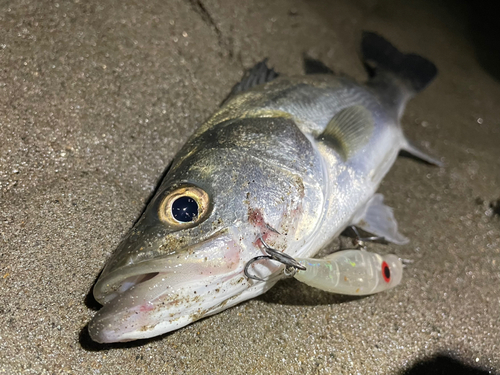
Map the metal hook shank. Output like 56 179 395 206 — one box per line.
244 236 306 281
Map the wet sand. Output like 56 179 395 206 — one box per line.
1 0 499 374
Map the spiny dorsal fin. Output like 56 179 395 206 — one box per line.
318 105 374 160
222 59 279 105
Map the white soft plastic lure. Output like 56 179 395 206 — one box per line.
294 250 403 295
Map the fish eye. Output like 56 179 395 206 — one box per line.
381 261 391 283
158 185 210 226
172 196 198 222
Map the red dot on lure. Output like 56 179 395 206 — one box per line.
381 261 391 283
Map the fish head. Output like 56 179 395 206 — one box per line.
89 117 321 343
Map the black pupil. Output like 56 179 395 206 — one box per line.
383 264 391 280
171 196 198 222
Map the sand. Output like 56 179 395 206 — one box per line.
1 0 499 374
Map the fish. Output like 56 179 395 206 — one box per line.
88 31 440 343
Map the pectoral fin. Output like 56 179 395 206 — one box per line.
352 194 409 245
318 105 374 160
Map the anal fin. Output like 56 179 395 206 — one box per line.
352 194 409 245
401 139 443 167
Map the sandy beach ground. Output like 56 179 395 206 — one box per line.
1 0 499 374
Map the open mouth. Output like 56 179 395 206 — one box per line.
120 272 159 290
106 272 159 302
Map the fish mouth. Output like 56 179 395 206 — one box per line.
88 231 249 343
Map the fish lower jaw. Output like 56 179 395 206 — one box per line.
91 314 195 343
88 271 250 343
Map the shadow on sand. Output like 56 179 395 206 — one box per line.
402 354 496 375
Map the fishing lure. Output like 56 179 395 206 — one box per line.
293 250 402 295
245 238 402 295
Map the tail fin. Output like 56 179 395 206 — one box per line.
362 31 437 93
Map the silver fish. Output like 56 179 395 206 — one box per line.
88 32 440 343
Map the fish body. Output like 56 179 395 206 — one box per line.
88 32 439 343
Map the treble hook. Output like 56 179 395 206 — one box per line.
350 226 386 248
244 236 306 282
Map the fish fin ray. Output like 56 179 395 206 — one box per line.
361 31 437 94
303 55 335 75
318 105 374 160
352 194 409 245
401 139 443 167
222 59 279 105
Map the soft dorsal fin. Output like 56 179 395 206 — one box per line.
303 55 334 75
318 105 374 160
222 59 279 105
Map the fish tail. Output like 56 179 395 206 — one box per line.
361 31 437 94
